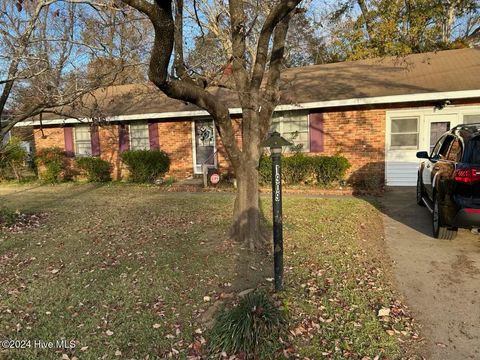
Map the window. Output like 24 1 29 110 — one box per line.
431 135 445 157
74 125 91 156
271 111 309 151
130 122 149 150
439 135 454 159
390 117 419 149
430 122 450 151
464 114 480 124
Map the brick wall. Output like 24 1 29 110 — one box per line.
157 120 193 179
34 127 64 150
33 110 385 185
313 108 386 186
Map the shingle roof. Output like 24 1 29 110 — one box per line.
37 47 480 121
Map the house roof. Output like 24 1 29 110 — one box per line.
279 47 480 103
18 47 480 125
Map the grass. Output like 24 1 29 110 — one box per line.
0 183 415 359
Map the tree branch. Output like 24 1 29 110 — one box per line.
250 0 301 91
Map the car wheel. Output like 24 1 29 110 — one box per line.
416 176 426 206
433 195 457 240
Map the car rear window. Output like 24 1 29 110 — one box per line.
465 136 480 164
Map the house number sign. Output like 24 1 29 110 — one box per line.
274 164 281 202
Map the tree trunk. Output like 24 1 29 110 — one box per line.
230 158 268 251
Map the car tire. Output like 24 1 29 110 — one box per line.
416 176 426 207
432 195 457 240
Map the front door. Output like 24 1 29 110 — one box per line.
193 120 216 174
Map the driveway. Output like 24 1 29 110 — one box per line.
381 187 480 359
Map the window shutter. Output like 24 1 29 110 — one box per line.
91 125 101 156
148 122 159 150
309 112 324 152
119 124 130 153
64 127 74 157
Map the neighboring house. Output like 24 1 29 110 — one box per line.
15 47 480 186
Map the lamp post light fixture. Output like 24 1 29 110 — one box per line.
262 131 292 291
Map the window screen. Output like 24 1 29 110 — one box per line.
271 111 309 152
390 117 419 148
130 122 150 150
74 125 92 156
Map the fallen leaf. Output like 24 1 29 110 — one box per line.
153 323 161 329
106 330 114 336
378 308 390 317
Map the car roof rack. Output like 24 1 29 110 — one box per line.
452 123 480 131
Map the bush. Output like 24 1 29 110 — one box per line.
120 149 170 183
0 137 27 180
35 147 67 183
259 153 351 186
76 157 112 182
208 291 287 358
310 155 351 185
282 154 313 184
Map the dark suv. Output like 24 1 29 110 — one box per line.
416 124 480 239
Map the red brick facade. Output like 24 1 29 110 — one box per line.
33 109 387 184
314 108 386 186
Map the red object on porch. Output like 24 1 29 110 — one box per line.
309 112 324 152
119 124 130 153
64 127 74 157
91 125 101 156
148 122 159 150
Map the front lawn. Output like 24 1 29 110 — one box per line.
0 184 416 359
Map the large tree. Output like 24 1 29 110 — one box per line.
323 0 479 60
0 0 148 140
119 0 302 250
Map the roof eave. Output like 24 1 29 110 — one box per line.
14 89 480 127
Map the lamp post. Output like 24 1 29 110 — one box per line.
262 131 292 291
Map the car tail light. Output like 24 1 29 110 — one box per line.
465 209 480 213
454 168 480 184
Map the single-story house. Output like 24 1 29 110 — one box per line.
16 47 480 186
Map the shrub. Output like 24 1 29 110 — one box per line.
259 153 351 186
76 157 112 182
258 155 272 185
35 147 67 183
0 137 27 180
208 291 287 359
282 154 313 184
310 155 351 185
120 149 170 183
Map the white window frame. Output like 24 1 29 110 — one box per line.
74 125 92 157
129 121 150 151
389 116 420 150
271 110 310 152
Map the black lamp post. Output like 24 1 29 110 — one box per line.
262 131 292 291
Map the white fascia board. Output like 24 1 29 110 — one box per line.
14 89 480 127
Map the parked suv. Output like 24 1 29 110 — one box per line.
416 123 480 239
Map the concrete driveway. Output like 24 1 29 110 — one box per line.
381 188 480 359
